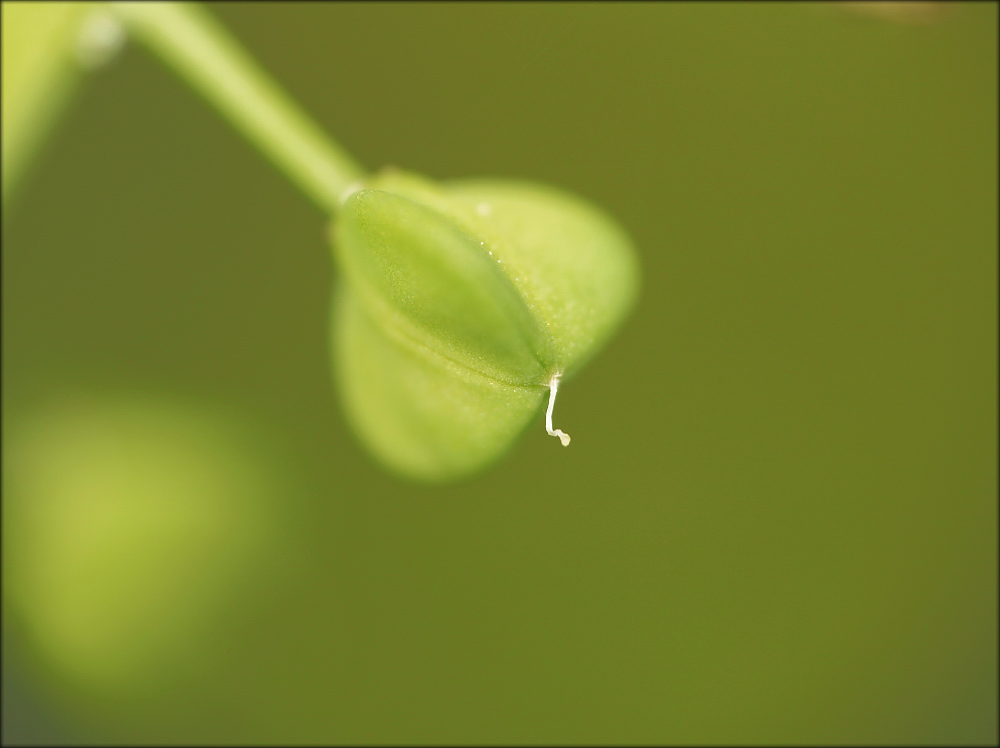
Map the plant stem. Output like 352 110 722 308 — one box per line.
110 1 366 215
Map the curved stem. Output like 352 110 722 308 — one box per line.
110 1 366 215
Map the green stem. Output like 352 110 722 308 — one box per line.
110 1 366 215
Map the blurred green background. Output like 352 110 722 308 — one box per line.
3 2 997 744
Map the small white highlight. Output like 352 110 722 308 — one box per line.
77 10 126 70
545 374 571 447
339 181 363 205
476 202 492 217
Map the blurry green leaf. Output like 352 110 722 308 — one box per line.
332 170 639 482
2 1 97 201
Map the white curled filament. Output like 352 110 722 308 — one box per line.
545 374 571 447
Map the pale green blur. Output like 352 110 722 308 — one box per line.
1 2 96 201
3 395 274 695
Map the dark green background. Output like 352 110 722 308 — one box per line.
3 2 997 743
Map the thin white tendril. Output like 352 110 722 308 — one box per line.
545 374 571 447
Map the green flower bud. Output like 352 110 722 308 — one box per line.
331 170 639 482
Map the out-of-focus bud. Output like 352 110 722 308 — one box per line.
331 169 639 482
2 395 277 696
